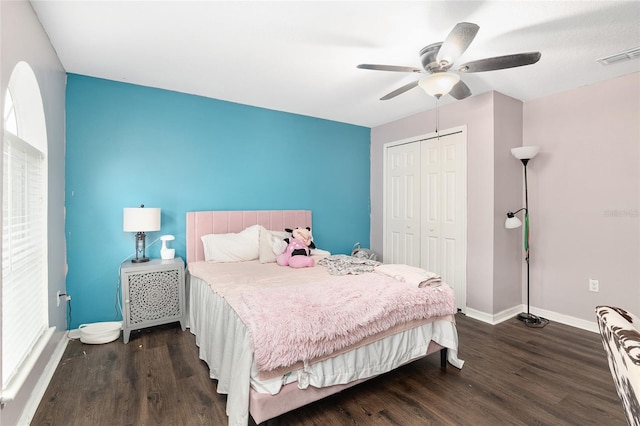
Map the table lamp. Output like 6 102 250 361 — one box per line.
123 204 161 263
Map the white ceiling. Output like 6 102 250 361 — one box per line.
30 1 640 128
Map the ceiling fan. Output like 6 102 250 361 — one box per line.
357 22 541 100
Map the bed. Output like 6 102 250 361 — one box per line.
185 210 463 425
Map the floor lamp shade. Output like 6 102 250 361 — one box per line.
123 206 161 263
511 146 539 161
505 215 523 229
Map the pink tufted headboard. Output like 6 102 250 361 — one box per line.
186 210 312 263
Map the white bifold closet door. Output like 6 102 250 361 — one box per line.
386 140 421 266
384 129 467 312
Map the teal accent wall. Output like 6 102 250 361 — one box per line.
65 74 371 328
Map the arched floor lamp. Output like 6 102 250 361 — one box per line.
506 146 548 328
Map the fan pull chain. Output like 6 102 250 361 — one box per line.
436 97 440 140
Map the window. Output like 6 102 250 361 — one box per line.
1 62 50 398
3 90 17 135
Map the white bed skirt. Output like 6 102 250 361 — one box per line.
188 273 463 426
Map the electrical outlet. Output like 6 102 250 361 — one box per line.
56 291 70 306
589 279 599 292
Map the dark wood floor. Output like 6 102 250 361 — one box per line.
31 314 626 426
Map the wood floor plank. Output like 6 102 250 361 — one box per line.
137 345 178 425
31 315 628 426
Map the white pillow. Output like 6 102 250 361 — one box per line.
201 224 260 263
311 248 331 257
259 227 290 263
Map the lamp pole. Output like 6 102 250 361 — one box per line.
520 158 531 322
508 145 546 327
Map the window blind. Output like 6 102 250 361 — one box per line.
2 130 47 389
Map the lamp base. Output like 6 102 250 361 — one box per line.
517 312 549 328
131 257 150 263
517 312 540 323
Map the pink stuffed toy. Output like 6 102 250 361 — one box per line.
276 227 315 268
290 227 315 250
276 238 315 268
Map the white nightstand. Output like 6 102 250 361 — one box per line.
120 257 186 343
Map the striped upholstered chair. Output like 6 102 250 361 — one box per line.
596 306 640 425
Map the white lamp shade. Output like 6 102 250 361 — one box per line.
418 72 460 97
505 215 523 229
123 207 161 232
511 146 539 160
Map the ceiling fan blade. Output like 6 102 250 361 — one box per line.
449 80 472 100
357 64 423 73
436 22 480 67
380 80 419 100
457 52 542 73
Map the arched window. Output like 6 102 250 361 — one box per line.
1 61 50 397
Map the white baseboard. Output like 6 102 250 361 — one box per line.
528 306 599 333
18 332 69 425
465 304 598 333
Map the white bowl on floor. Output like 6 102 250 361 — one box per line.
78 321 122 344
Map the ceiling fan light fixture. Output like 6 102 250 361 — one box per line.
418 72 460 98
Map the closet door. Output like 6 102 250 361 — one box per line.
384 129 467 312
385 142 421 266
421 132 467 311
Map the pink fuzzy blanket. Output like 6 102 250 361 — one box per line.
229 272 456 372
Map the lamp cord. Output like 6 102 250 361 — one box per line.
119 236 161 264
66 297 72 330
115 270 123 321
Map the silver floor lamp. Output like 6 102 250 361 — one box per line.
506 146 548 327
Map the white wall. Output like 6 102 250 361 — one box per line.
1 1 67 424
523 72 640 322
492 93 526 314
